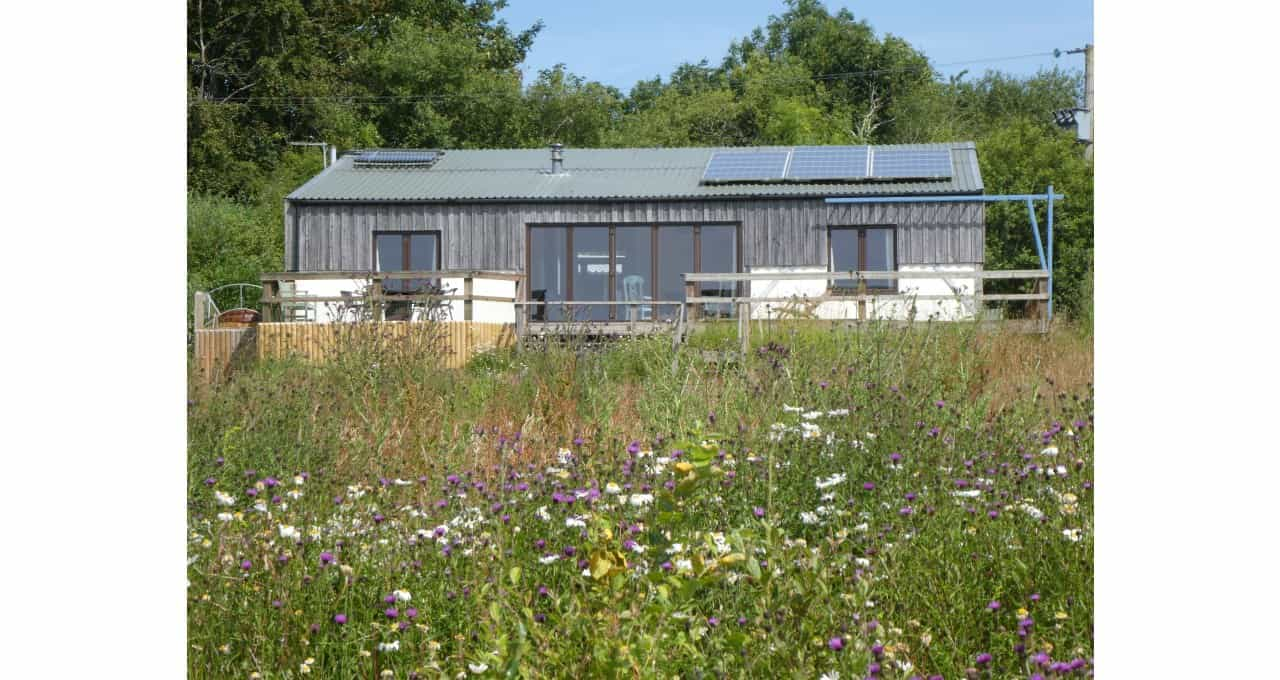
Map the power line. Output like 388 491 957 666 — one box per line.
189 50 1064 107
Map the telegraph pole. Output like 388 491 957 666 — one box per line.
1083 44 1093 161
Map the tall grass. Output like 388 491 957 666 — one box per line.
187 322 1093 678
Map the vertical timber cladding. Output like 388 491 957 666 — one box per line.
289 199 984 271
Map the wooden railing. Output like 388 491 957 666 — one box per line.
679 269 1051 347
258 270 524 323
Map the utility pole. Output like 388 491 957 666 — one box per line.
1083 44 1093 161
1057 45 1094 160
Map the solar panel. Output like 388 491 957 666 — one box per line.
701 150 790 182
785 146 869 180
869 149 952 179
353 150 441 167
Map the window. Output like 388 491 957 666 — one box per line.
829 226 896 293
374 232 440 319
527 225 739 322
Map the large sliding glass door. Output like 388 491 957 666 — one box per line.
656 227 694 321
699 225 738 319
527 224 739 323
572 227 611 322
615 227 653 321
528 227 567 321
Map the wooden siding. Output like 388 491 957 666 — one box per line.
288 199 984 272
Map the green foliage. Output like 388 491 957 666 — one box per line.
187 0 1094 316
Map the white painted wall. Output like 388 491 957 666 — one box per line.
283 268 978 325
283 277 515 323
747 265 980 321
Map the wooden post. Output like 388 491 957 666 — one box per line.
857 276 868 322
1036 277 1049 332
513 277 523 348
684 279 698 325
738 300 750 355
463 275 474 322
974 266 984 321
369 277 384 322
261 280 278 322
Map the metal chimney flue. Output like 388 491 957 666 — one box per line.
550 143 564 174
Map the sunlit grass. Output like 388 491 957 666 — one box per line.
188 322 1093 678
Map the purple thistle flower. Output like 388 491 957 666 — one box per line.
753 506 765 518
660 561 673 572
245 488 258 498
707 616 719 627
871 643 884 658
203 477 216 486
240 559 251 571
384 607 398 619
737 617 748 626
1030 593 1041 602
627 441 640 455
320 551 334 565
828 637 844 651
272 599 282 608
384 594 396 604
863 482 876 491
214 456 224 466
975 652 992 665
573 436 584 446
987 600 1001 611
868 661 882 674
264 477 279 488
899 506 913 516
889 453 902 464
935 400 945 408
333 613 347 625
534 612 547 622
406 608 417 619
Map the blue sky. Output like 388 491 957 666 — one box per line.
497 0 1093 91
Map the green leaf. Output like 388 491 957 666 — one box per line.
509 566 521 586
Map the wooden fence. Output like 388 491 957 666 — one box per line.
256 321 515 367
192 327 253 380
192 321 516 382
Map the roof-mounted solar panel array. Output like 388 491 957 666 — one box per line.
785 146 870 180
701 151 790 182
701 146 952 184
353 150 443 167
868 149 952 179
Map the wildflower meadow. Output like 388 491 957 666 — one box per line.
187 323 1093 679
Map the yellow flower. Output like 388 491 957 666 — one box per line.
249 673 261 680
1055 611 1070 620
304 658 315 665
1017 607 1029 619
299 664 311 674
218 644 230 654
201 593 210 602
674 462 694 474
359 650 372 658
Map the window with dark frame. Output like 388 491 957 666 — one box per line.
373 231 441 320
829 226 896 293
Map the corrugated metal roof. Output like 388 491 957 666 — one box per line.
287 143 983 202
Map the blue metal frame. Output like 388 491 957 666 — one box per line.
825 188 1064 319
